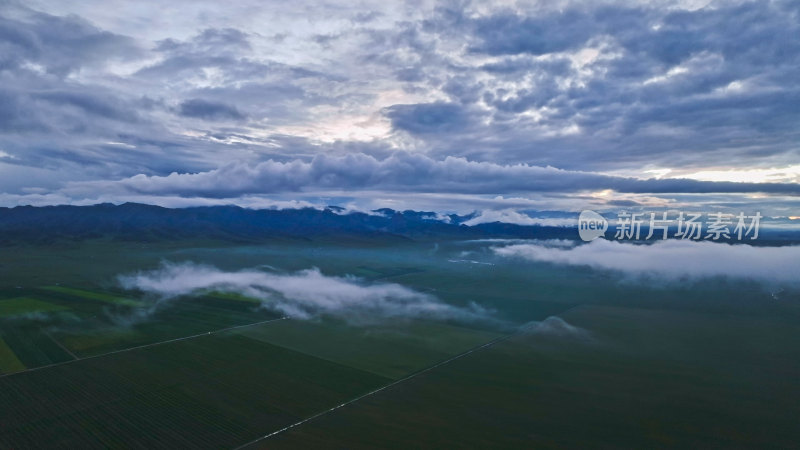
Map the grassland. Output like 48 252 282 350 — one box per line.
0 319 75 369
52 295 284 358
0 328 391 448
0 238 797 448
234 319 502 379
208 291 263 304
0 297 69 317
41 286 141 307
0 337 25 374
259 306 800 449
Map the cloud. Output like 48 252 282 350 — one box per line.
524 316 592 340
34 90 140 122
494 239 800 284
118 262 491 323
157 27 252 54
469 10 596 56
177 98 246 121
1 0 799 210
0 5 141 76
384 102 476 134
395 1 800 171
463 209 576 227
66 152 800 198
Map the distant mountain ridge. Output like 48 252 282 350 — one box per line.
0 203 576 244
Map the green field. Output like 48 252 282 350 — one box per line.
0 329 390 448
53 296 283 358
234 319 502 379
208 291 263 304
0 338 25 374
258 306 800 449
41 286 141 307
0 297 69 317
0 238 797 448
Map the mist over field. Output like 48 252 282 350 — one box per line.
119 262 493 324
495 239 800 285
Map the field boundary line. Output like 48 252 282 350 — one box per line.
234 326 531 450
43 330 78 360
0 316 288 379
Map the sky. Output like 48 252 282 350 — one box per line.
0 0 798 217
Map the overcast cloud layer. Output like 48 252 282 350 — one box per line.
1 0 798 213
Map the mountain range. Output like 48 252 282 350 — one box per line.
0 203 576 244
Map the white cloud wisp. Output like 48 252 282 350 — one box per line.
118 262 492 323
494 239 800 285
